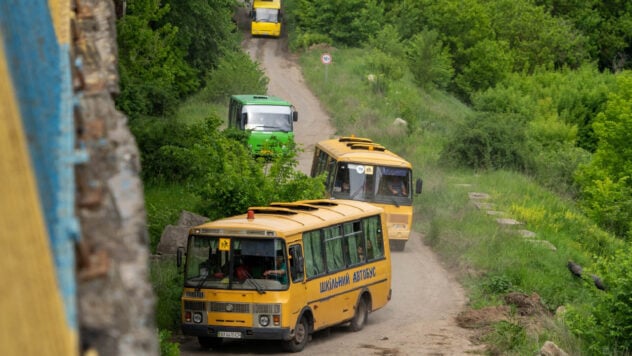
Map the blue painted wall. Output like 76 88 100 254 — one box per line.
0 0 81 330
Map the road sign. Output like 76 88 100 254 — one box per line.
321 53 332 65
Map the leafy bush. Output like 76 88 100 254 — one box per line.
440 112 528 170
406 29 454 90
195 142 325 220
575 71 632 238
454 39 513 96
290 31 333 52
201 50 269 103
482 275 513 294
117 1 198 119
565 247 632 354
291 0 385 46
158 329 180 356
132 117 225 183
162 0 239 74
135 115 324 222
151 259 183 331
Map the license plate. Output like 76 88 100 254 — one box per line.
218 331 242 339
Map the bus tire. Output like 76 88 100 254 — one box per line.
198 336 221 350
350 296 368 331
282 316 309 352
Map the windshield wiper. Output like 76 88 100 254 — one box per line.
195 272 211 290
244 270 266 294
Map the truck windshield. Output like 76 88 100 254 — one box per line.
184 236 288 291
244 105 293 132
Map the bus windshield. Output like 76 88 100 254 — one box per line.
184 235 288 292
332 163 412 205
254 8 279 23
244 105 292 132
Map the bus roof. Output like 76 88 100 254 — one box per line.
253 0 281 9
316 136 412 169
231 94 291 106
189 199 384 237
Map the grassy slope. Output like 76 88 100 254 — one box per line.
297 47 620 354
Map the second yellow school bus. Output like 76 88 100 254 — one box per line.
311 136 423 251
250 0 282 37
178 199 391 352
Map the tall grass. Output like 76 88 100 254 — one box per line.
298 46 619 354
144 182 201 253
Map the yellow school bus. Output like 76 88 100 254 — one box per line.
250 0 282 37
311 136 423 251
178 199 391 352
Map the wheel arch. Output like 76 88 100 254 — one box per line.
355 287 373 312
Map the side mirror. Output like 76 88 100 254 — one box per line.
292 111 298 122
250 10 255 20
415 178 423 195
177 246 184 268
242 113 248 125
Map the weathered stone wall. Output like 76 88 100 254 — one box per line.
73 0 157 354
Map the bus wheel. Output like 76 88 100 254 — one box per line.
350 297 368 331
198 336 221 350
282 316 309 352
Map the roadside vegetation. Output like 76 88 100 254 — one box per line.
287 0 632 354
115 0 632 354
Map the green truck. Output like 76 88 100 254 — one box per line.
228 94 298 157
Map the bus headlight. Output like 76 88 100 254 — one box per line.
193 312 203 323
259 315 270 327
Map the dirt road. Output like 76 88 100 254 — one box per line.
242 36 336 174
178 26 482 355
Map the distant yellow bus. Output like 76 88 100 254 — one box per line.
178 199 392 352
311 136 422 251
250 0 282 37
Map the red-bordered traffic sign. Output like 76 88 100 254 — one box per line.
321 53 332 65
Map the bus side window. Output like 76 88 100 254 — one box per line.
364 216 383 259
289 244 304 282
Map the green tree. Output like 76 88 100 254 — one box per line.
201 50 269 102
454 39 513 95
292 0 385 46
162 0 239 74
406 29 454 90
489 0 588 72
440 112 529 170
117 0 198 118
575 71 632 238
535 0 632 71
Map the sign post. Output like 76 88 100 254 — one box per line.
321 53 332 82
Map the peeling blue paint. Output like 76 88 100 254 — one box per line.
0 0 81 330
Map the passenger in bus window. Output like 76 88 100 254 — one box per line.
263 252 287 284
357 245 365 262
387 176 407 196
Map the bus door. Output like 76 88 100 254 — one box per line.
287 244 307 324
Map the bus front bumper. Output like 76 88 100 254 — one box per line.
182 324 292 341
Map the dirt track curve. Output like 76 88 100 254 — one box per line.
178 16 483 355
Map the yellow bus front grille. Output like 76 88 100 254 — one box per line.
209 302 251 313
253 304 281 314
